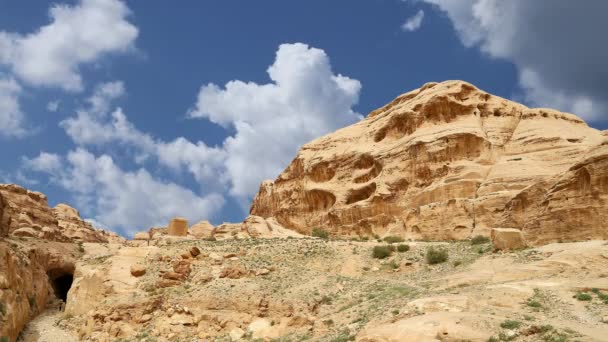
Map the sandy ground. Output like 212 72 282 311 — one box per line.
17 309 77 342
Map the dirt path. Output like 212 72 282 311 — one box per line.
17 309 77 342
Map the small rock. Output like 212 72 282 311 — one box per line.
229 327 245 341
130 264 146 277
190 246 201 257
139 314 152 323
224 253 237 259
255 268 270 276
602 316 608 324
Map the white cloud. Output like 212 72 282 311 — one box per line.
61 82 227 186
0 76 26 137
61 43 362 205
47 100 60 112
25 149 225 237
0 0 138 91
189 43 362 199
402 10 425 32
418 0 608 121
22 152 62 173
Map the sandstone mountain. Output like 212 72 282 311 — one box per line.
251 80 608 245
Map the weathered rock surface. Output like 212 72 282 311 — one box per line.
491 228 526 250
0 184 123 243
167 217 188 236
190 220 214 239
250 81 608 245
0 240 78 341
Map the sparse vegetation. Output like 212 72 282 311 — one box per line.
383 236 404 244
372 245 393 259
396 244 409 252
1 337 9 342
312 228 329 239
0 301 5 316
425 247 448 264
28 296 36 310
500 320 521 329
471 235 490 245
574 292 592 301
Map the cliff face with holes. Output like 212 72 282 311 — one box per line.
250 80 608 245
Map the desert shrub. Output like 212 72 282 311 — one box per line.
500 320 521 329
471 235 490 245
312 228 329 239
0 301 5 316
1 337 8 342
527 300 542 308
320 295 333 305
372 245 393 259
383 236 405 244
203 236 217 242
396 244 410 252
426 247 448 265
575 292 592 301
453 260 462 267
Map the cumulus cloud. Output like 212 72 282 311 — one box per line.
25 149 224 236
60 43 362 207
61 81 227 186
418 0 608 122
189 43 362 199
22 152 62 173
402 10 425 32
0 76 26 137
0 0 138 91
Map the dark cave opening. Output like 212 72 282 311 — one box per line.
49 272 74 302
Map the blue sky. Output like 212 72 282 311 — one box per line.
1 0 606 236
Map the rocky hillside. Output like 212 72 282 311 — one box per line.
0 184 123 243
0 184 123 341
19 237 608 341
251 81 608 245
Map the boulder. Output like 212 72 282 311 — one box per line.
190 220 215 239
133 232 150 240
167 217 188 236
219 266 248 279
130 264 146 277
11 227 38 237
491 228 527 250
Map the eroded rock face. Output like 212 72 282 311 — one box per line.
0 184 123 243
0 241 78 341
250 81 608 244
167 217 189 236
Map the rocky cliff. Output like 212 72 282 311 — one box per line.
0 184 122 243
250 81 608 245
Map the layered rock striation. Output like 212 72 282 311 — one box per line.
250 81 608 245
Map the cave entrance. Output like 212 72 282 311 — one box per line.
51 273 73 302
47 268 74 304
